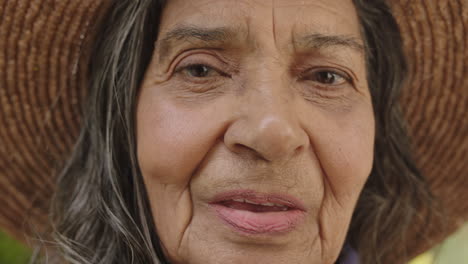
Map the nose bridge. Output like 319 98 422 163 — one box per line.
224 64 309 162
247 56 292 113
248 80 295 133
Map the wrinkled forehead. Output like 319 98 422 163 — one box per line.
158 0 362 50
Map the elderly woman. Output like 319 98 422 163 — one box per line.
42 0 436 263
0 0 467 264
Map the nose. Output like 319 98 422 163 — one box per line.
224 84 309 162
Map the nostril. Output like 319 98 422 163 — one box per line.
223 114 309 162
294 145 305 156
230 143 265 160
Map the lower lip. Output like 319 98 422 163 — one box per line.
210 204 306 235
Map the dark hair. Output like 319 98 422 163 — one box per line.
349 1 434 263
43 0 434 263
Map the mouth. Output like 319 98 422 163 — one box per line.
209 190 306 235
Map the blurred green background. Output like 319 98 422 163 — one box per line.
0 231 31 264
0 223 467 264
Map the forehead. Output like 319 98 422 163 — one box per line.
159 0 362 45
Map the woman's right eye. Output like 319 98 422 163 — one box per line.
177 64 222 79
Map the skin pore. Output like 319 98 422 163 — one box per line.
136 0 374 263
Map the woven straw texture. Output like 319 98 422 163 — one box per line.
0 0 467 260
392 0 468 257
0 0 108 239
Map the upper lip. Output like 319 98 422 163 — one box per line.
209 189 307 211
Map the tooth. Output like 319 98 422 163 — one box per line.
244 199 258 205
234 199 289 208
276 204 287 208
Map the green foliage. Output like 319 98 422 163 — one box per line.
0 230 31 264
432 224 468 264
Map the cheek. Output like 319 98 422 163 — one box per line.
135 93 233 259
303 100 375 198
332 111 374 197
303 101 374 258
137 99 211 187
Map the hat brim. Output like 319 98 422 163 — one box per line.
0 0 466 260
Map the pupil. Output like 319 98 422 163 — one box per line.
317 72 335 84
189 65 209 77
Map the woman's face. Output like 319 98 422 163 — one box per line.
136 0 374 263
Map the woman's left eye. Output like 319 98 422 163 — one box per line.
304 70 350 86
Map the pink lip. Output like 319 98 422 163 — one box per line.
209 190 306 235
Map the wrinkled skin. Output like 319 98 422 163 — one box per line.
136 0 374 263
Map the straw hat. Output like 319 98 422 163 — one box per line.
0 0 466 261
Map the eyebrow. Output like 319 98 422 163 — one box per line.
293 33 365 54
156 25 365 60
156 25 242 60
